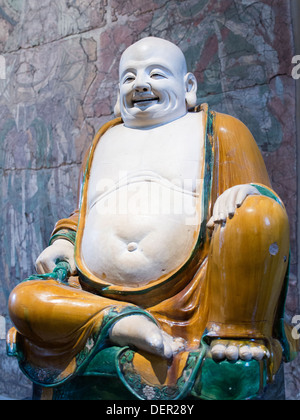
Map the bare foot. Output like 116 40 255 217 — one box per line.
109 315 185 359
210 339 270 362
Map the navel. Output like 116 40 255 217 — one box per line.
127 242 138 252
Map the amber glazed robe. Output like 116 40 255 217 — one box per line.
7 104 298 400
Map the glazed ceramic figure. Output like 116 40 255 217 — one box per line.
7 37 298 400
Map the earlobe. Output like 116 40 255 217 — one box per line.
185 72 198 108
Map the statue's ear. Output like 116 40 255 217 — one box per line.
114 85 121 117
184 72 197 108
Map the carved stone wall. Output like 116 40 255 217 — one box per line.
0 0 298 399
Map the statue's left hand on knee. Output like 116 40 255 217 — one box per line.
207 184 260 229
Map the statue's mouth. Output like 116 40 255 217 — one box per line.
132 95 159 107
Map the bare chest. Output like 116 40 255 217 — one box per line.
87 112 204 206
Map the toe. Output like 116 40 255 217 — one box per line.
146 332 164 355
239 345 252 361
211 343 227 360
225 345 239 362
251 346 265 361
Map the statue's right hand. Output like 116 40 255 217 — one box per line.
35 239 77 275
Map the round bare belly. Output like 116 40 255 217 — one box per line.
80 183 200 287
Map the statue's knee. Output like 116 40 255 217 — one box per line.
238 194 288 230
207 195 290 339
9 282 31 323
209 194 290 277
8 281 45 333
218 194 289 251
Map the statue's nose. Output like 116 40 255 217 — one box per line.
134 75 150 92
135 86 149 92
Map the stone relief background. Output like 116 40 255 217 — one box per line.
0 0 298 399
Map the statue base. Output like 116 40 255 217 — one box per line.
28 344 285 401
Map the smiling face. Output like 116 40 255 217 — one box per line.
117 37 197 129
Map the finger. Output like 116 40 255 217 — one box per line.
235 187 248 208
215 191 236 222
227 207 235 219
57 256 76 275
226 186 240 215
235 185 258 208
43 259 56 274
212 195 221 220
207 216 215 229
36 258 53 275
68 259 77 275
217 212 227 224
213 197 226 223
35 260 45 275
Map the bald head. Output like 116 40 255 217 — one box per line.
119 37 188 79
115 37 197 128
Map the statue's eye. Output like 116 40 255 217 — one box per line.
150 72 166 79
123 75 135 84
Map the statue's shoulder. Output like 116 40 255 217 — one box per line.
198 105 256 148
214 111 250 134
94 117 123 139
191 104 253 144
194 104 248 132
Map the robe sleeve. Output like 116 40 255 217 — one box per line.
213 112 272 199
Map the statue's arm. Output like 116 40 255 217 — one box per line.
208 112 280 228
35 150 89 275
214 112 272 191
